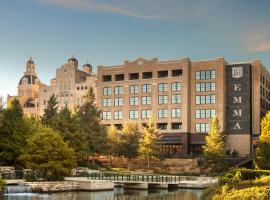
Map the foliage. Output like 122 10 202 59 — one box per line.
51 106 87 161
41 94 58 126
107 124 121 156
255 111 270 169
118 122 142 170
0 98 29 165
203 117 228 173
139 117 160 167
76 87 107 155
19 127 76 181
0 178 5 187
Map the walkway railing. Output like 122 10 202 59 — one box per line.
87 172 216 184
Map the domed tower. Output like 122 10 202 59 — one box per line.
68 57 78 68
18 57 40 115
83 63 92 74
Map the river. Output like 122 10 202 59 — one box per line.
1 188 203 200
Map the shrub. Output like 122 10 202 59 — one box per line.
0 179 5 187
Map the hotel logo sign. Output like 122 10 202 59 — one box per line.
232 66 243 78
226 64 252 134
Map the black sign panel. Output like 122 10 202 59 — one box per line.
158 136 181 144
225 64 252 134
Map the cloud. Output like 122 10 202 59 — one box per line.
250 41 270 52
245 29 270 53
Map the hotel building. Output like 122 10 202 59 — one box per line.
97 57 270 157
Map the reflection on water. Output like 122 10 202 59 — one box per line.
1 188 203 200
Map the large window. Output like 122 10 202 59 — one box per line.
102 98 112 107
102 75 112 82
102 111 111 120
114 97 123 106
195 109 216 119
115 74 124 81
172 123 182 130
195 95 216 104
172 69 183 77
158 95 168 104
129 110 139 119
129 97 139 106
195 70 216 80
158 109 168 118
103 87 112 96
157 123 168 130
195 123 210 133
130 85 139 94
171 82 181 91
158 83 168 92
114 111 123 120
171 94 181 104
172 108 181 118
142 72 152 79
141 109 151 119
142 84 151 93
129 73 139 80
114 86 123 95
195 82 216 92
142 96 151 105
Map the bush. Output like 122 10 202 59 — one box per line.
0 179 5 187
220 168 270 184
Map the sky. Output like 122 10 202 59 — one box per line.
0 0 270 99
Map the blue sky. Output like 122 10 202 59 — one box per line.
0 0 270 99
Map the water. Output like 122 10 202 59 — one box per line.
1 188 203 200
4 186 32 194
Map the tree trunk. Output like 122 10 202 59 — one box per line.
109 154 112 167
127 158 132 171
147 157 150 168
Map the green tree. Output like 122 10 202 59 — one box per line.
119 122 142 170
42 94 58 126
20 127 76 181
0 98 28 165
254 111 270 169
77 87 107 156
139 117 160 167
51 106 87 162
107 125 121 166
203 117 227 173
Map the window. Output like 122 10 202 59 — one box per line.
157 123 168 130
114 97 123 106
102 111 111 120
102 98 112 107
172 69 183 77
77 87 80 90
43 100 46 106
172 82 181 91
142 84 151 93
103 87 112 96
130 97 139 105
115 74 124 81
142 72 153 79
158 95 168 104
102 75 112 82
130 85 139 94
195 95 216 104
171 94 181 104
114 86 123 95
158 70 168 78
142 96 151 105
158 83 168 92
158 109 168 118
195 82 216 92
172 108 181 118
195 109 216 118
129 110 139 119
195 70 216 80
114 111 123 120
141 109 151 119
195 123 210 133
172 123 182 130
129 73 139 80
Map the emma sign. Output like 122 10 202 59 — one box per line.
225 64 252 134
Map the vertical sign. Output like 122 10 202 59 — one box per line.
226 64 252 134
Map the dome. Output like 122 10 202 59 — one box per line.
83 63 92 68
27 58 34 64
19 75 39 85
68 57 78 62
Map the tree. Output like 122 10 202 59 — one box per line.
254 111 270 169
42 94 58 126
203 117 227 173
51 106 87 162
119 122 142 170
0 98 28 165
20 127 76 181
139 117 160 167
107 125 121 166
77 87 107 156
